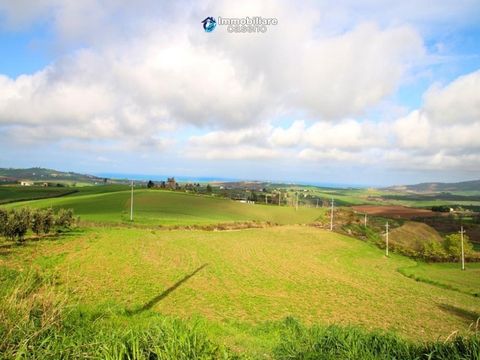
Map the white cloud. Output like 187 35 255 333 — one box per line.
424 70 480 124
0 0 479 177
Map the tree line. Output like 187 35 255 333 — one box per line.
0 207 76 242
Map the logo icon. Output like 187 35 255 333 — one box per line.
201 17 216 32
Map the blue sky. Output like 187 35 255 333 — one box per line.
0 1 479 186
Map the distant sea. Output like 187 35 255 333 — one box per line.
95 173 372 189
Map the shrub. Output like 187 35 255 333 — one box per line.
44 208 55 233
31 208 55 236
0 208 7 236
420 239 448 262
3 208 31 242
444 233 475 260
31 209 46 235
55 208 75 230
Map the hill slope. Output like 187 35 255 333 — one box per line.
389 179 480 193
5 189 327 225
2 225 479 355
0 167 105 184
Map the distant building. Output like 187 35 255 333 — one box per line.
20 180 34 186
166 177 177 190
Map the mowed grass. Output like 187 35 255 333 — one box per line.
5 189 326 225
3 225 479 355
399 262 480 297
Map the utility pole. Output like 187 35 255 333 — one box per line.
295 192 299 211
460 226 466 270
316 198 319 208
385 221 389 257
330 198 334 231
278 192 281 206
364 213 367 228
130 180 134 221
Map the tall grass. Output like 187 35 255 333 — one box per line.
1 271 479 359
274 317 480 360
0 270 235 359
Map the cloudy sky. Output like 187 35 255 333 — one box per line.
0 0 479 186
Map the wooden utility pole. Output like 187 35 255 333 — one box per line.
330 198 334 231
460 226 466 270
364 213 367 228
385 221 389 257
130 180 134 221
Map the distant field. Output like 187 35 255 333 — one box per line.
352 205 438 218
4 189 327 226
0 185 77 204
1 225 479 355
399 262 480 297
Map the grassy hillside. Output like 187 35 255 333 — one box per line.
399 262 480 297
0 186 77 204
390 179 480 193
1 226 479 357
0 167 105 184
4 189 327 226
390 221 443 249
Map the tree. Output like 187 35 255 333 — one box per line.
206 184 213 194
444 233 474 260
147 180 155 188
55 208 74 230
43 208 55 233
4 208 31 242
0 208 7 236
31 209 46 235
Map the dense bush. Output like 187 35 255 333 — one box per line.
55 208 75 230
0 207 76 242
444 233 475 260
3 208 31 242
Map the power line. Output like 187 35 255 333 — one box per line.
330 198 334 231
459 226 466 270
130 180 134 221
385 221 389 257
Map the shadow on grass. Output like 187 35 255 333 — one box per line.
438 304 480 324
126 263 208 316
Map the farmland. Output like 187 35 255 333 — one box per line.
1 184 479 358
5 188 326 226
1 225 479 357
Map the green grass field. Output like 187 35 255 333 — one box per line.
5 189 327 226
399 262 480 297
1 225 479 357
1 186 479 358
0 185 77 204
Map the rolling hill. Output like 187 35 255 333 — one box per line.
389 179 480 193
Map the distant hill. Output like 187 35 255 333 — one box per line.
389 179 480 193
0 167 106 184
